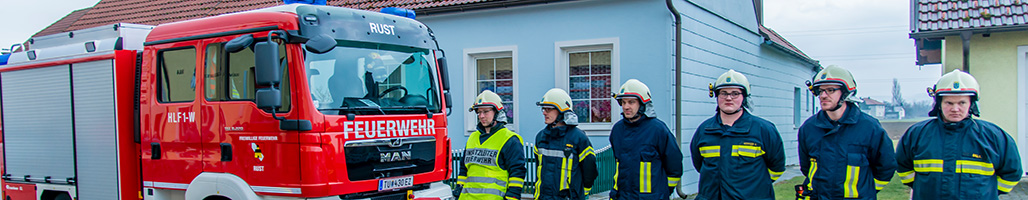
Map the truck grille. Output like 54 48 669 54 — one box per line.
343 136 436 181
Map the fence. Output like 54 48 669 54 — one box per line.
447 144 616 196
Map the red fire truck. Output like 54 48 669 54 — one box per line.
0 3 454 200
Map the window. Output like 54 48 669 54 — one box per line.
794 87 802 127
203 41 291 112
568 50 612 123
555 38 619 131
476 57 514 123
157 47 196 102
463 46 517 132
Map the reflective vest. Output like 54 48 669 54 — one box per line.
460 128 524 200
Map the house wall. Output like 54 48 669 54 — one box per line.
942 30 1028 141
672 0 817 193
419 0 672 150
420 0 817 194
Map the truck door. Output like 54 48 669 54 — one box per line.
205 39 300 190
142 45 204 187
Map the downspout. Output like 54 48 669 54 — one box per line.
960 31 971 73
666 0 688 198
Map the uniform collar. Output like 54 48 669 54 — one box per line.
542 124 570 138
476 121 506 136
623 114 652 126
940 117 973 131
813 102 859 129
703 110 753 134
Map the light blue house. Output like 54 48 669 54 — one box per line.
403 0 821 193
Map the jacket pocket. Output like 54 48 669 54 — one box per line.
843 153 867 198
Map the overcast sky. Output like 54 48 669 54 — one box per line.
765 0 942 103
1 0 937 103
0 0 101 52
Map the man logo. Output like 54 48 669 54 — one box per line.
953 82 960 89
381 151 413 162
821 73 827 79
389 138 404 147
726 77 732 82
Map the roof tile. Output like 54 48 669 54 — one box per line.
913 0 1028 32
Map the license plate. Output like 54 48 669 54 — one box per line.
379 176 414 191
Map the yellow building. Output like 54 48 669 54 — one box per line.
910 0 1028 169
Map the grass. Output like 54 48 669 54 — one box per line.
773 175 910 200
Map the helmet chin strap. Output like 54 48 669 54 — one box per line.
826 101 844 112
719 107 742 115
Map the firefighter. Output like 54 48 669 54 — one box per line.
608 79 684 200
533 88 599 200
690 70 786 200
895 69 1022 200
455 90 527 200
796 65 896 200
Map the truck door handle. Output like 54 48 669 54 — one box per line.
221 143 232 161
151 143 161 159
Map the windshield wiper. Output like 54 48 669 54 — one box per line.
381 106 434 118
321 106 386 115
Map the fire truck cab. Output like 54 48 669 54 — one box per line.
0 3 453 200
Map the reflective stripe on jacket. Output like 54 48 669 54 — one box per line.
460 127 525 200
534 125 599 200
896 118 1023 200
797 103 896 200
609 116 684 200
690 110 786 200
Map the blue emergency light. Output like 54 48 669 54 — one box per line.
0 53 9 66
283 0 326 5
381 7 416 19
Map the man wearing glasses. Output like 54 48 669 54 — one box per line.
690 70 786 200
796 65 896 200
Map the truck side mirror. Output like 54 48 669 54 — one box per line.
437 57 450 90
225 34 254 53
256 87 282 110
254 40 281 86
304 34 336 54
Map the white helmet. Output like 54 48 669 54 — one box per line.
536 88 579 125
470 90 508 123
612 79 657 118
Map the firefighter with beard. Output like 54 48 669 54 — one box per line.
455 90 527 200
796 65 896 200
608 79 684 200
690 70 786 200
533 88 599 200
895 69 1022 199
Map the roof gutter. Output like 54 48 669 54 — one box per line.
415 0 573 16
909 24 1028 39
667 0 686 198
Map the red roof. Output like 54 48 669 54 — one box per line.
32 0 509 38
759 25 816 63
32 8 92 37
913 0 1028 33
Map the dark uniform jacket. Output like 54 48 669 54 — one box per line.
690 110 786 200
455 122 527 199
534 124 599 200
896 118 1023 200
609 116 684 200
798 103 896 200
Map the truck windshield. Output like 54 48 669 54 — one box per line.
305 42 441 115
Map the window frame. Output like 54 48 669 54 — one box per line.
554 38 620 133
202 41 292 113
156 46 198 103
463 46 518 135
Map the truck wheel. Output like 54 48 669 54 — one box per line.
53 193 72 200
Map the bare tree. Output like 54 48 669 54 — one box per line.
892 78 904 107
